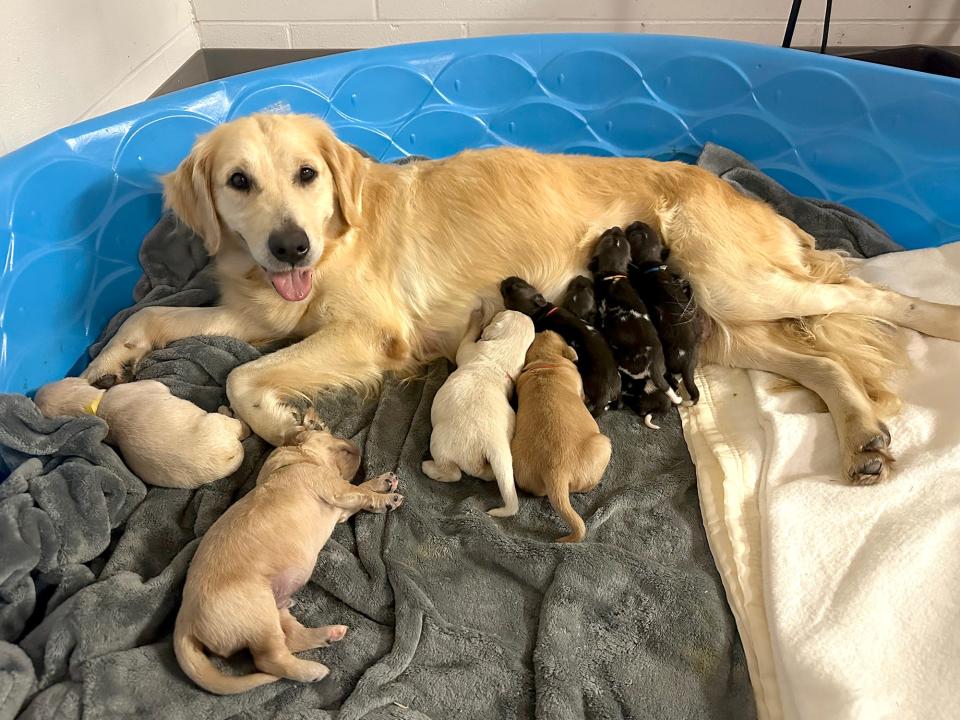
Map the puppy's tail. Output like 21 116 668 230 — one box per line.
174 620 279 695
546 472 586 543
485 440 520 518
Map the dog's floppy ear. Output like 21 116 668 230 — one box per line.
563 345 579 364
317 125 367 233
162 136 222 255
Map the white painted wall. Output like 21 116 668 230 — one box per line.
2 0 958 155
194 0 960 49
0 1 200 154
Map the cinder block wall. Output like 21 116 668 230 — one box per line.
193 0 960 49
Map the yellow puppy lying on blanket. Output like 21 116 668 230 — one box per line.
175 427 403 694
34 377 248 489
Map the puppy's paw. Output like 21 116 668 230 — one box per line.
298 407 328 432
385 493 404 511
487 504 518 518
326 625 348 643
366 472 398 493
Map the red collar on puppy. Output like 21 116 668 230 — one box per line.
521 362 564 373
544 306 561 318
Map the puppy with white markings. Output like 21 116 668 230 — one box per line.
625 221 704 405
422 307 535 517
561 275 599 328
592 228 679 429
174 427 402 694
34 376 248 489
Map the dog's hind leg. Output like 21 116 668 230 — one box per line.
252 629 331 683
707 323 893 484
737 275 960 341
279 609 347 653
422 459 462 482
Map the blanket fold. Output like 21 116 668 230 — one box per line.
682 243 960 720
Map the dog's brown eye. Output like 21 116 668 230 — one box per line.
298 166 317 185
228 172 250 191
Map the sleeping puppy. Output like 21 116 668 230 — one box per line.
561 275 599 328
591 228 678 429
625 221 704 404
500 276 621 416
174 427 402 695
512 331 612 542
422 307 535 517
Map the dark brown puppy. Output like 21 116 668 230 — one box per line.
591 228 677 428
624 221 704 404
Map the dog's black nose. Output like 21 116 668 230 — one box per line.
268 224 310 263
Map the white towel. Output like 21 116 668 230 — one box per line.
682 243 960 720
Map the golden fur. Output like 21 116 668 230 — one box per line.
83 113 960 483
174 428 402 694
511 332 612 542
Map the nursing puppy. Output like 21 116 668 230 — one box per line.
174 428 402 695
591 228 677 429
512 331 612 543
625 221 704 404
500 276 621 416
422 308 534 516
561 275 599 328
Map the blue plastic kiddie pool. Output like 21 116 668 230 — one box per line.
1 34 958 394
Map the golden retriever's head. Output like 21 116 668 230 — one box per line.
162 113 367 302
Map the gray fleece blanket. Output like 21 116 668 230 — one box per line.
0 145 900 720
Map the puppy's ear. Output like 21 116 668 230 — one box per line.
162 135 222 255
563 345 579 364
587 255 598 274
317 125 368 233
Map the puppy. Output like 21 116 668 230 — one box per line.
422 308 535 516
591 228 678 429
512 331 612 543
624 221 704 404
174 428 403 695
34 377 248 488
500 276 621 416
561 275 599 328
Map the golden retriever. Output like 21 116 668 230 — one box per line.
82 113 960 484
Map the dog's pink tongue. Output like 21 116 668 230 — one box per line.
269 268 313 301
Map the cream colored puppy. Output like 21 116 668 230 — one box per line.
422 308 535 517
174 428 403 695
34 377 248 489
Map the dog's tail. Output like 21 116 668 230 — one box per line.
546 471 586 543
485 439 520 517
174 619 279 695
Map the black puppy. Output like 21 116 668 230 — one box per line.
591 228 677 429
624 221 703 404
500 276 621 416
561 275 598 328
